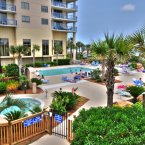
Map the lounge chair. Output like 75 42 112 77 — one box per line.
91 61 99 66
133 78 143 87
62 76 76 83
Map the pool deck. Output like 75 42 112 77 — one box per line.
1 65 144 144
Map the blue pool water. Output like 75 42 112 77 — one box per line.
0 98 41 115
39 67 92 76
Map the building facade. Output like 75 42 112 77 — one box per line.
0 0 77 65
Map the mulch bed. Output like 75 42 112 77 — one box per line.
68 96 89 115
0 87 44 97
86 78 122 86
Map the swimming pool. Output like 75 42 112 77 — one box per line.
0 98 42 115
39 67 92 76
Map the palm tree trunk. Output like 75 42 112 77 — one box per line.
101 60 105 81
33 51 35 67
105 59 115 107
56 51 58 65
18 54 22 76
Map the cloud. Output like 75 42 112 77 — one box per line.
121 4 136 12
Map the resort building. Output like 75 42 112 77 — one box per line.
0 0 77 65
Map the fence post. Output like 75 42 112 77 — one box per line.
143 93 145 109
49 110 52 135
67 119 71 142
8 120 12 145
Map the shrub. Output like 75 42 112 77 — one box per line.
50 89 79 114
31 78 42 85
91 68 102 82
72 105 145 145
129 55 139 63
0 82 7 94
114 68 119 76
126 86 145 103
6 64 19 77
129 62 137 69
19 75 29 90
6 80 19 92
54 59 70 65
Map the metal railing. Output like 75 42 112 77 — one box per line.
52 1 77 10
0 18 17 26
52 24 77 32
52 13 77 21
0 3 16 12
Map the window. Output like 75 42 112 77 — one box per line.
42 40 49 55
41 18 48 25
41 6 48 13
21 2 29 10
22 16 30 23
54 40 63 54
0 38 9 56
23 39 31 56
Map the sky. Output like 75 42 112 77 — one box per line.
76 0 145 44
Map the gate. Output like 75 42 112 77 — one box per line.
51 111 68 139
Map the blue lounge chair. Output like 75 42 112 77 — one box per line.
91 61 99 66
133 78 143 87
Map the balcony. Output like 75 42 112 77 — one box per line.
0 3 16 12
52 1 77 11
52 24 77 32
0 18 17 27
52 13 77 21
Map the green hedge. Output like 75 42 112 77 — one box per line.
72 104 145 145
6 64 19 77
54 59 70 65
25 61 57 68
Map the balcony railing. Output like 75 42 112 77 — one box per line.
52 13 77 21
0 18 17 26
0 3 16 12
52 1 77 10
52 24 77 32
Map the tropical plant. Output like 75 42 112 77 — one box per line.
91 40 107 81
9 46 16 63
85 44 91 58
90 68 102 82
9 45 30 75
72 105 145 145
0 94 27 113
53 42 63 65
53 59 70 65
104 33 132 107
30 105 42 114
76 41 85 56
32 44 40 67
6 80 19 92
67 38 76 63
5 64 19 77
128 27 145 58
4 110 27 121
0 82 6 94
126 86 145 103
31 78 42 85
50 89 79 114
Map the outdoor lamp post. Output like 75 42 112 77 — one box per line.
23 82 27 94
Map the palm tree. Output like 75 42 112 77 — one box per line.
76 41 84 55
128 28 145 58
91 40 107 81
104 33 132 107
53 42 63 65
9 46 16 63
32 44 40 67
85 44 91 57
4 110 27 121
15 45 30 75
0 94 27 113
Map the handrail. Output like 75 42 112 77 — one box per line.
0 3 16 12
0 18 17 26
